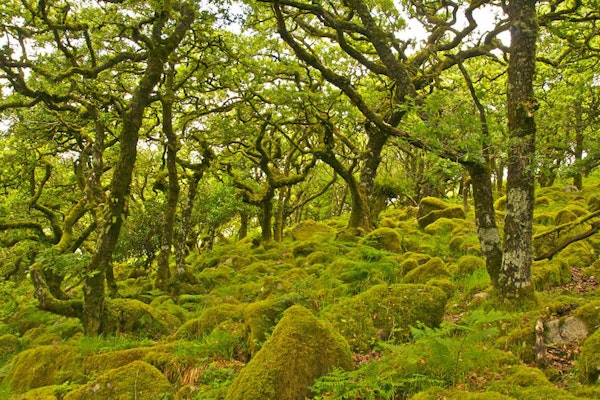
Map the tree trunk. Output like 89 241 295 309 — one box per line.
573 103 584 190
176 171 202 276
238 210 249 240
259 190 274 242
497 0 538 302
155 65 180 291
466 163 503 288
360 126 388 226
82 6 195 334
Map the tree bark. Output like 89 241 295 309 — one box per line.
82 4 195 335
466 163 503 288
497 0 538 302
175 171 202 275
155 64 180 291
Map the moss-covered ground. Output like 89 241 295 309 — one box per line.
3 175 600 399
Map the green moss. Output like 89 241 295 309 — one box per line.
403 257 450 284
225 305 352 400
64 361 171 400
456 255 486 276
427 278 455 298
534 196 552 206
0 334 21 366
532 259 572 290
418 206 466 229
400 258 419 276
197 265 234 291
533 212 555 225
587 194 600 212
7 345 84 393
555 241 596 269
14 383 79 400
494 195 507 211
412 387 515 399
490 366 581 399
423 217 459 235
574 301 600 334
172 303 244 340
243 297 294 356
554 209 578 225
362 227 402 253
324 284 447 352
83 347 154 375
290 220 335 241
102 298 182 338
579 328 600 384
417 197 450 219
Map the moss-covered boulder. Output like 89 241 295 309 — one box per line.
0 333 21 365
412 387 515 399
554 208 578 225
418 206 465 229
225 305 353 400
171 303 244 340
588 194 600 212
243 297 294 356
417 197 449 219
494 195 507 211
532 259 572 290
579 328 600 384
290 220 335 241
490 366 581 399
423 217 459 235
324 284 447 352
574 301 600 334
7 345 84 393
362 227 402 253
403 257 450 284
102 298 181 338
456 255 486 276
14 384 78 400
64 361 171 400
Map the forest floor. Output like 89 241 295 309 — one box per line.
2 177 600 399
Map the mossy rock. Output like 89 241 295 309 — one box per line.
83 347 154 375
102 298 181 338
403 257 450 284
417 197 449 219
172 303 244 340
64 360 171 400
361 227 402 253
555 241 596 269
7 345 84 393
423 217 459 235
490 366 581 399
244 297 295 356
221 255 252 270
588 194 600 212
399 258 419 276
533 212 555 225
291 220 335 241
292 241 319 257
494 195 507 211
197 265 234 291
418 206 465 229
456 255 486 276
403 252 432 265
412 387 515 399
324 284 447 352
532 259 571 290
554 209 578 225
14 384 79 400
534 196 553 206
0 333 21 365
225 305 353 400
575 301 600 335
427 278 455 298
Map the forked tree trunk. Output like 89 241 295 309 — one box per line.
82 6 195 335
497 0 538 302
